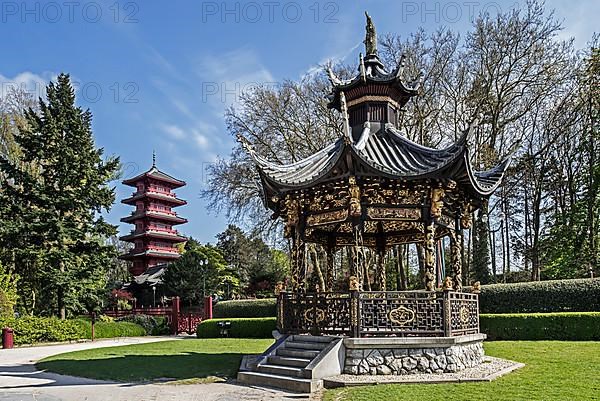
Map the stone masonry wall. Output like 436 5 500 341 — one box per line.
344 342 484 375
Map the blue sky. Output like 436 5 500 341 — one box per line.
1 0 597 244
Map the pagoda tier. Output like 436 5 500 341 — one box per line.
119 161 187 276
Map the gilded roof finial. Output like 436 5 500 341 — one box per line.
364 11 377 55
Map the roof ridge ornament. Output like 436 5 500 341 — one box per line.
152 150 156 168
364 11 377 56
326 66 342 86
236 133 256 156
395 54 406 81
359 53 366 82
340 91 352 144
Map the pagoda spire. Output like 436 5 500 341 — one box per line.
152 150 156 168
364 11 377 56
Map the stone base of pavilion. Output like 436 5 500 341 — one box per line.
342 334 486 375
325 355 524 388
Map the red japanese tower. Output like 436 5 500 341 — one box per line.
119 155 188 276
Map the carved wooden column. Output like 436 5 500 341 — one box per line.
449 229 464 292
423 222 436 291
424 187 444 291
375 248 386 291
325 243 335 292
349 176 364 291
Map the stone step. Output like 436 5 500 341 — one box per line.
291 335 334 343
285 341 328 351
237 371 320 393
268 355 312 368
276 348 320 359
256 363 303 377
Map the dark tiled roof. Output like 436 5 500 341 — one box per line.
123 166 186 188
246 123 510 198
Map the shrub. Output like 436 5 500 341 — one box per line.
213 299 276 318
115 314 170 335
0 316 84 345
0 262 18 318
480 312 600 340
478 278 600 313
75 319 146 339
196 317 276 338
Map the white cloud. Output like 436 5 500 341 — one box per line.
0 71 54 100
161 124 187 140
192 130 210 149
195 47 275 108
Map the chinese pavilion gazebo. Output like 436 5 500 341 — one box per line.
239 13 511 384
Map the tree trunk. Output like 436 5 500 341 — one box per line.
396 245 408 290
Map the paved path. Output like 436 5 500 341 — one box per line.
0 337 312 401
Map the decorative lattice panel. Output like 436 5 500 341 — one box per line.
280 292 351 335
359 291 444 336
449 292 479 335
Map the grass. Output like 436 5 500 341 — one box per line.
323 341 600 401
37 338 273 382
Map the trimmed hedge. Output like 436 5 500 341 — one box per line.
479 278 600 314
0 316 84 346
213 299 276 318
115 314 170 335
196 317 276 338
75 319 147 339
480 312 600 340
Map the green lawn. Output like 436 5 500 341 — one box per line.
37 338 273 383
324 341 600 401
37 340 600 400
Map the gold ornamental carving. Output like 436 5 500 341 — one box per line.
348 176 362 217
306 209 348 227
367 207 421 221
389 306 416 326
350 297 359 326
284 197 299 238
303 307 325 324
459 305 470 324
274 281 285 295
349 275 360 291
430 188 445 218
442 276 454 291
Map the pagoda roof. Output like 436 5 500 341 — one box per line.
122 191 187 206
123 165 186 188
119 230 188 243
245 122 512 201
120 211 188 225
119 249 181 260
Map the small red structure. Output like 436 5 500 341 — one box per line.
119 156 188 276
2 327 14 349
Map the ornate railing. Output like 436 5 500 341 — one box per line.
277 290 479 337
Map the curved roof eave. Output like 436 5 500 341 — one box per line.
252 138 347 189
464 151 513 196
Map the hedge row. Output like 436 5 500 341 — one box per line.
115 314 170 335
0 316 147 345
478 278 600 313
213 299 276 318
0 317 83 345
196 317 276 338
480 312 600 341
75 319 147 339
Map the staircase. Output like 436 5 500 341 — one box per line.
238 335 343 393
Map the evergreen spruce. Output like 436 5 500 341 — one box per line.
0 74 119 318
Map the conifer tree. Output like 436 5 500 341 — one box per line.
0 74 119 318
